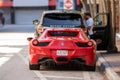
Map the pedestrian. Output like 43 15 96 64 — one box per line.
0 10 5 26
84 12 94 39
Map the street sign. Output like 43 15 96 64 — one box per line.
64 0 74 10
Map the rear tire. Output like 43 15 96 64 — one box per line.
29 63 40 70
107 46 118 53
85 65 96 71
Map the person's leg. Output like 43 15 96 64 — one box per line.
1 17 5 25
90 35 94 39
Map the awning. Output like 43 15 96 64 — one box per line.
0 1 13 7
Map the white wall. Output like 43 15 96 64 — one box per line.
15 9 44 24
13 0 48 7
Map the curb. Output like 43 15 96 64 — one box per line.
96 52 120 80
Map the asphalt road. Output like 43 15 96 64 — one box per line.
0 25 108 80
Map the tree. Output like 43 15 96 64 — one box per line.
80 0 87 12
119 0 120 33
105 0 117 52
93 0 97 16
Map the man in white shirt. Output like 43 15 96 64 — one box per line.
84 12 94 38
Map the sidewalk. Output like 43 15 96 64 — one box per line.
97 33 120 80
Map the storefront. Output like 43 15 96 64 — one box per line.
13 0 48 24
14 7 47 24
0 0 13 24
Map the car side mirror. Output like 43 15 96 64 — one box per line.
27 37 33 41
33 20 39 25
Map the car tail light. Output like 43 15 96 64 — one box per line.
75 41 94 47
88 41 93 47
32 39 50 46
32 39 39 46
38 42 50 46
75 42 89 47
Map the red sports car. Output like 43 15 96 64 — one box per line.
28 28 96 70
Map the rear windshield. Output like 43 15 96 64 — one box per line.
42 13 83 28
48 31 79 37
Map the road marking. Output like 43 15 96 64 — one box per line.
43 75 83 80
0 33 34 46
0 54 13 57
33 71 47 80
25 56 29 61
83 72 91 80
0 56 12 67
17 53 47 80
0 47 22 54
0 47 22 67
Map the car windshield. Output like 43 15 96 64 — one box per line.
42 13 83 28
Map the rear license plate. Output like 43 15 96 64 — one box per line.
57 50 68 56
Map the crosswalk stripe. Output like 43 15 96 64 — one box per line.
17 53 48 80
0 56 12 67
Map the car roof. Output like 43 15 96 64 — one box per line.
43 10 82 15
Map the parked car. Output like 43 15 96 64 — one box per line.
33 10 85 37
33 10 117 52
28 28 96 71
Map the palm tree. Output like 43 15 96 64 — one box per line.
93 0 97 17
88 0 94 17
80 0 87 12
119 0 120 33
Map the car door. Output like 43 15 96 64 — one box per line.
93 13 109 50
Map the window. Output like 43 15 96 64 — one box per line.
42 13 83 28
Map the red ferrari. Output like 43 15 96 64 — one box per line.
28 28 96 70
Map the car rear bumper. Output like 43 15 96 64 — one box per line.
29 47 96 66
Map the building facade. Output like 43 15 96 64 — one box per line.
0 0 48 24
13 0 48 24
0 0 12 24
1 0 81 25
